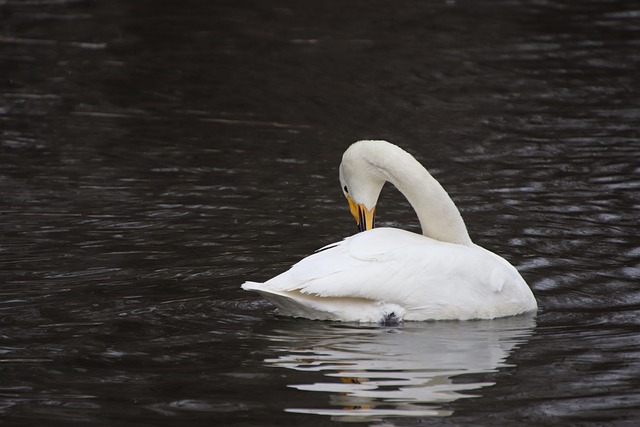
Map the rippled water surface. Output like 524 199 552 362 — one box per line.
1 0 639 425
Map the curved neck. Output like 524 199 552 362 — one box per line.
370 148 472 246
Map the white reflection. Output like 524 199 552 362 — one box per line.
262 315 535 422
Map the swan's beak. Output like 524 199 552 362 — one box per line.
346 195 376 232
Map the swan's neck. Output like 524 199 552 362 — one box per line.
370 147 472 246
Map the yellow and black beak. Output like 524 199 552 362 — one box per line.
346 194 376 232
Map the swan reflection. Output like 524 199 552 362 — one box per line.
262 315 535 421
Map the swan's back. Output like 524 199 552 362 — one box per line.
242 228 537 321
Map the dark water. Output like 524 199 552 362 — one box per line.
1 0 639 425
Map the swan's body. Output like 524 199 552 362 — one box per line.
242 140 537 322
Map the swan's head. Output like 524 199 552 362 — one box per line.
339 141 388 232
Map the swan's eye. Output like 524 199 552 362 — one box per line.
343 186 348 193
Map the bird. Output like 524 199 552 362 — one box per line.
242 140 537 323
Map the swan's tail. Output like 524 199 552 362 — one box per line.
241 282 405 323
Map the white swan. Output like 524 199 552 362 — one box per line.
242 140 537 322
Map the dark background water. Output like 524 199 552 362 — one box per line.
1 0 639 425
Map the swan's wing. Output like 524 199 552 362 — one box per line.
256 228 503 299
241 229 424 321
261 228 420 292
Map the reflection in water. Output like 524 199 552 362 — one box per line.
262 316 535 422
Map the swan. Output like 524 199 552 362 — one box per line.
242 140 537 322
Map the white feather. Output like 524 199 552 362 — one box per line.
243 228 536 321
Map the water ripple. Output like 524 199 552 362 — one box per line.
1 0 640 424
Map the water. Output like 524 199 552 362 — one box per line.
1 0 639 425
